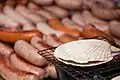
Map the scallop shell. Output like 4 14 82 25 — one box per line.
112 76 120 80
54 39 113 65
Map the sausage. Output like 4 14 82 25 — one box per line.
55 0 82 9
82 24 113 42
30 36 50 50
23 24 36 31
0 27 21 32
10 54 45 77
109 21 120 39
44 6 69 18
113 37 120 46
17 0 29 5
85 0 120 20
45 64 57 79
83 0 115 9
27 2 41 10
28 2 55 20
14 40 47 66
0 30 42 43
31 0 54 5
44 34 63 47
16 5 46 24
93 0 115 8
0 42 13 57
91 7 120 20
5 0 17 7
61 18 82 31
48 18 81 37
36 22 64 38
0 13 20 29
82 10 107 24
59 34 78 43
3 5 31 25
30 36 54 62
72 11 109 32
0 56 39 80
36 22 77 43
71 12 86 26
82 10 109 32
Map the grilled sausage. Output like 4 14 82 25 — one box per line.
16 5 46 24
10 54 45 77
45 64 57 79
44 34 63 47
23 24 36 31
31 0 54 5
30 36 50 50
36 22 64 38
109 21 120 39
3 5 31 25
48 18 81 37
0 42 13 57
0 30 42 43
14 40 47 66
55 0 82 9
28 2 55 20
44 6 69 18
0 13 20 29
61 18 82 31
0 56 39 80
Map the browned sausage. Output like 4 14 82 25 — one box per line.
82 24 113 41
0 30 42 44
48 18 81 37
59 34 78 43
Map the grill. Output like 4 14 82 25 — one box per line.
37 36 120 80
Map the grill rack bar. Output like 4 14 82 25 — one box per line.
37 36 120 80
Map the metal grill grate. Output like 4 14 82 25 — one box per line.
37 36 120 80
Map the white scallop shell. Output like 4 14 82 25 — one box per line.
54 39 113 65
112 76 120 80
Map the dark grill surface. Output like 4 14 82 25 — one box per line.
55 54 120 80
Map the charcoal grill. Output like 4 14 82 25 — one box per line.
38 36 120 80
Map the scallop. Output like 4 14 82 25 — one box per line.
54 39 113 65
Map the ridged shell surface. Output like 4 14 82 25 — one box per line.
54 39 113 64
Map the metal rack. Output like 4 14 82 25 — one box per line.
37 36 120 80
